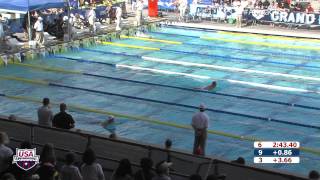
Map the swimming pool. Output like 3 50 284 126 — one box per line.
1 25 320 175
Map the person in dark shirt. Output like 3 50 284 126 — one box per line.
52 103 75 129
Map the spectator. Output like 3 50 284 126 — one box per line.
309 170 320 180
0 14 4 42
38 98 53 127
306 3 314 13
35 143 59 180
164 139 172 162
262 0 270 9
152 161 172 180
34 16 45 47
0 132 13 175
134 158 155 180
0 173 16 180
81 148 104 180
135 0 144 26
60 153 82 180
191 104 209 156
111 159 133 180
206 174 226 180
189 174 202 180
6 141 36 180
231 157 245 165
39 143 56 165
87 7 96 34
52 103 75 130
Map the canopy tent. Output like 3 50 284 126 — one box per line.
0 0 66 13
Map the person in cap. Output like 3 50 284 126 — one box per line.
34 16 45 47
52 103 75 130
152 161 172 180
38 98 53 127
0 132 13 174
101 115 116 138
191 104 209 155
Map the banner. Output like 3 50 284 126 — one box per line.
189 6 320 26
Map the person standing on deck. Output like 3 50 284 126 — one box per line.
136 0 144 26
38 98 53 127
191 104 209 155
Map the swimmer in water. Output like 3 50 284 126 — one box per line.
101 115 116 137
195 81 217 91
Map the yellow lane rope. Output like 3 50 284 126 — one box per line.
120 35 183 45
101 42 161 51
218 31 320 43
201 36 320 51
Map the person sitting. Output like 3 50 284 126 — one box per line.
152 161 172 180
306 3 314 13
81 148 105 180
111 159 133 180
134 158 155 180
60 153 82 180
53 103 75 130
0 132 13 175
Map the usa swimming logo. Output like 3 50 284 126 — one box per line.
12 148 40 171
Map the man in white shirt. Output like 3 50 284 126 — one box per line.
0 132 13 174
115 6 122 31
34 16 45 47
38 97 53 127
179 0 188 21
87 7 96 33
191 104 209 155
0 14 4 42
136 0 144 26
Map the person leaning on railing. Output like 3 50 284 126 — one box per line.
52 103 75 130
37 98 53 127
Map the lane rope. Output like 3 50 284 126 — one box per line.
120 35 183 44
1 74 320 130
101 42 161 51
10 62 320 111
0 93 319 156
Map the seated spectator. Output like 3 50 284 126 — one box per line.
152 161 172 180
309 170 320 180
81 148 104 180
306 3 314 13
37 97 53 127
0 173 16 180
231 157 245 165
60 152 82 180
206 174 226 180
262 0 270 9
294 3 303 12
0 132 13 175
111 159 133 180
189 174 202 180
35 143 59 180
134 158 155 180
6 141 36 180
53 103 75 130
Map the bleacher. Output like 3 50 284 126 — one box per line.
0 115 310 180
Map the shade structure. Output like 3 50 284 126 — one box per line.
0 0 66 13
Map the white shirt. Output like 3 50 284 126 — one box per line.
34 19 43 32
0 144 13 173
81 163 105 180
136 1 144 11
116 7 122 19
60 165 83 180
192 111 209 129
87 9 96 25
179 0 188 10
0 21 4 39
37 105 53 127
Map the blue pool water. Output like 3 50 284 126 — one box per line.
1 26 320 175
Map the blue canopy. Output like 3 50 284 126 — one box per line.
0 0 66 13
